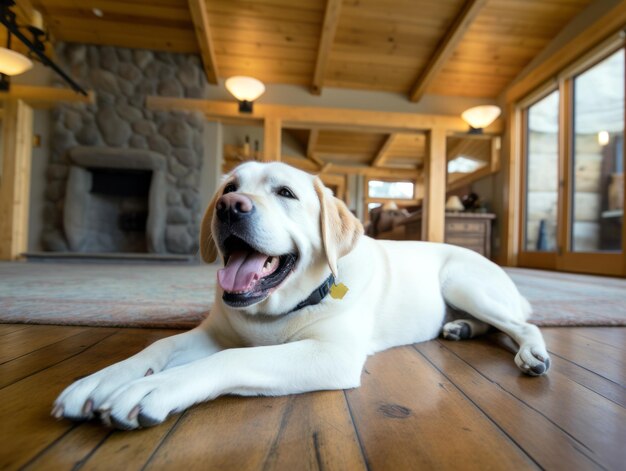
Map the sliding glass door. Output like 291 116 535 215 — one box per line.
519 46 625 276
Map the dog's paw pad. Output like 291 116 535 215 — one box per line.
442 321 471 341
516 346 550 376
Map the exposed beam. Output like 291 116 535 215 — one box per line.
409 0 487 102
311 0 342 95
0 85 95 108
146 97 485 134
262 117 282 162
422 128 446 242
188 0 219 84
371 133 396 167
306 129 324 168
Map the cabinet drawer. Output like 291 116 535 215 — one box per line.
446 221 485 234
446 234 484 247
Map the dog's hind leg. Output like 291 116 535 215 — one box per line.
442 318 489 341
441 262 550 376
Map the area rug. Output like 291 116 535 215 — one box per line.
0 262 624 328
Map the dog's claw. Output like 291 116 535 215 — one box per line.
51 403 64 419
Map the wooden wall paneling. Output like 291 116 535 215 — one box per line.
0 99 33 260
422 128 446 242
311 0 342 94
409 0 487 102
188 0 220 84
262 117 282 162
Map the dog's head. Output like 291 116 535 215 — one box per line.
200 161 363 315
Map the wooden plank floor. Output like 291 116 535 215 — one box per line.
0 325 624 470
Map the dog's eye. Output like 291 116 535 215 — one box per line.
277 186 297 199
223 183 237 194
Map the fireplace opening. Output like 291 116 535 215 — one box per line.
84 167 153 252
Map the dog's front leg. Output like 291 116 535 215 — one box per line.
53 327 223 421
98 339 365 429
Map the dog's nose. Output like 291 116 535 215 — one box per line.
216 193 254 223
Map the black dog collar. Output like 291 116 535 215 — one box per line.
287 274 336 314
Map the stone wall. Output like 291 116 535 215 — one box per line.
42 43 208 254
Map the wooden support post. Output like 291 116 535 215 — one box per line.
262 117 282 162
422 128 446 242
502 104 521 266
0 99 34 260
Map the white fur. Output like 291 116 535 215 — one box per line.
53 162 550 429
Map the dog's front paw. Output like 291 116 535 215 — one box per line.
97 374 186 430
515 345 551 376
52 363 154 422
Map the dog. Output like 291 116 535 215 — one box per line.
53 161 550 430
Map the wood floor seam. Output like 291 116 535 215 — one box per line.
546 350 624 388
139 410 189 471
341 390 371 471
0 331 119 391
433 340 604 462
413 344 542 470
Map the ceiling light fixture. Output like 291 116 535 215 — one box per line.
225 76 265 113
0 46 32 75
0 0 87 94
461 105 501 134
92 8 104 18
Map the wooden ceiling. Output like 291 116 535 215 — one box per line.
287 128 426 169
31 0 592 99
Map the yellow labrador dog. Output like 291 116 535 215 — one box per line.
53 162 550 429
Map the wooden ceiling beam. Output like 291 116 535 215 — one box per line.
371 133 396 167
188 0 219 84
0 85 95 108
311 0 342 95
146 97 482 134
409 0 487 102
306 129 324 168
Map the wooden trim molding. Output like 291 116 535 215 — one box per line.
311 0 342 95
261 117 282 162
188 0 219 84
409 0 487 102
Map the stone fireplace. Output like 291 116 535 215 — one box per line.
64 147 167 253
40 44 208 255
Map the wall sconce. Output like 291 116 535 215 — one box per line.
461 105 501 134
225 76 265 113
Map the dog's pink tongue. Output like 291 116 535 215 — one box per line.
218 251 268 292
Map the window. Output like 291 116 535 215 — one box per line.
524 90 560 252
571 49 624 252
367 180 414 199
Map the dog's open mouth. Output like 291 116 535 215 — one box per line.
218 236 297 308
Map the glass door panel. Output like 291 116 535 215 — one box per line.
524 90 560 252
571 49 624 252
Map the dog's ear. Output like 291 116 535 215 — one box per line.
199 185 223 263
314 177 363 278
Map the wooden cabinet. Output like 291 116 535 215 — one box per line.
404 212 496 258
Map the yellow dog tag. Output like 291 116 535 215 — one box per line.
329 283 349 300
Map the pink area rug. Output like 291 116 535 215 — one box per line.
0 262 624 328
